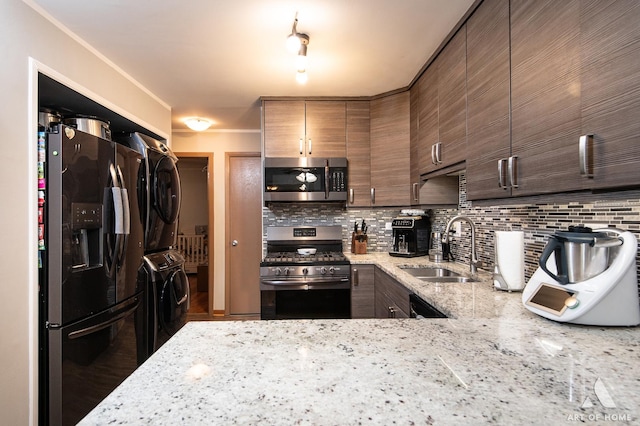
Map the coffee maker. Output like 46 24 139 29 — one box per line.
523 226 640 326
390 211 431 257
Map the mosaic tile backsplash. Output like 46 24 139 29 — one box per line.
263 172 640 289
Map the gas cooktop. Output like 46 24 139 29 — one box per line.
261 251 348 266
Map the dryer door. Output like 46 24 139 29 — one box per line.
148 155 181 251
158 267 189 338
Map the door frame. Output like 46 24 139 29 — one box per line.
175 152 215 319
224 152 261 316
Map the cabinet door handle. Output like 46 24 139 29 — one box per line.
435 142 442 164
508 156 519 189
308 138 312 155
498 158 508 189
353 268 359 286
412 182 419 202
431 144 437 165
579 134 594 178
299 138 304 155
349 188 354 204
370 187 375 204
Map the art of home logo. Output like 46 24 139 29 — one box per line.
581 377 616 409
566 378 633 422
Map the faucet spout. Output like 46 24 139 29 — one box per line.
442 215 480 274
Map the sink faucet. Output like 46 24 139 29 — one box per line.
442 215 481 274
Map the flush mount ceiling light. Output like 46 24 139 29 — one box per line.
184 117 213 131
286 13 310 84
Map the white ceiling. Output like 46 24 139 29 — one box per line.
29 0 475 131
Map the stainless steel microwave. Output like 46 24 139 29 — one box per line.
264 157 348 202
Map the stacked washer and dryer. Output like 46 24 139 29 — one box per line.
116 132 189 353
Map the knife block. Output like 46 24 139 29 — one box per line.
351 232 368 254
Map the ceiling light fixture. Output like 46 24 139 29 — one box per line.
184 117 213 131
286 13 310 84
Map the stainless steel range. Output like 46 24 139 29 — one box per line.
260 226 351 320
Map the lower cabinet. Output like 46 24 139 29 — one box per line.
374 267 411 318
350 264 413 319
351 265 375 318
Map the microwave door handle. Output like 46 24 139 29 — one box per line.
324 160 330 199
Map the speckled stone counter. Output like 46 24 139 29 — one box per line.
80 257 640 425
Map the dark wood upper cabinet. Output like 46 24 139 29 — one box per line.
263 100 305 157
418 26 467 176
263 100 346 158
305 101 347 157
580 0 640 189
436 26 467 169
510 0 586 196
417 64 439 175
370 91 411 207
346 101 372 207
466 0 511 200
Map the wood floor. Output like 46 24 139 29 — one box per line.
187 274 260 321
188 274 208 314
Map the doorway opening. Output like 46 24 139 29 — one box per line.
176 154 214 317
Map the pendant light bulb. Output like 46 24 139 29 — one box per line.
296 70 308 84
286 33 301 53
296 44 308 72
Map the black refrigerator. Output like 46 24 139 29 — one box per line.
38 124 148 425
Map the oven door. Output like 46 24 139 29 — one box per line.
260 276 351 320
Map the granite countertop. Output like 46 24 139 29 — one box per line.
80 256 640 425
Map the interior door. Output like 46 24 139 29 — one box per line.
226 154 261 315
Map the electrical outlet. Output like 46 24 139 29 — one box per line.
454 222 462 237
385 222 392 230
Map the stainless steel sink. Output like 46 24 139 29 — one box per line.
399 266 476 283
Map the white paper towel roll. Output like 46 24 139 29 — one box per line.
494 231 525 291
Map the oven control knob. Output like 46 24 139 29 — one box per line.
320 267 327 274
302 267 309 275
274 267 282 276
284 267 291 276
329 267 335 274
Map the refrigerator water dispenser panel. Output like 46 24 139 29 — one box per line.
70 203 103 270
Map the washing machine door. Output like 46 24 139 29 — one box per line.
148 155 181 251
158 267 189 337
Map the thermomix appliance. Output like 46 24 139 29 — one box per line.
522 226 640 326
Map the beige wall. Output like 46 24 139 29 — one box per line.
1 1 171 423
172 131 261 312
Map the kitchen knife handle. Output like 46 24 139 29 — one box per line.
352 268 359 286
370 187 375 204
349 188 354 204
579 134 594 178
508 156 518 189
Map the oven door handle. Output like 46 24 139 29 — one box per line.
260 277 350 290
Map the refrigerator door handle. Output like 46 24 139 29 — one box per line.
67 298 140 340
116 166 131 235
